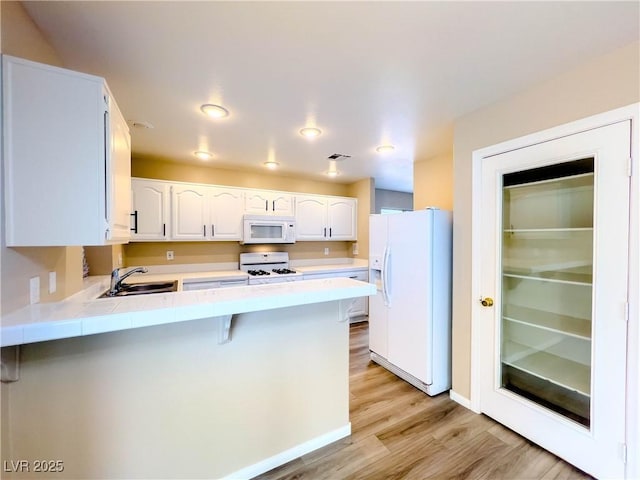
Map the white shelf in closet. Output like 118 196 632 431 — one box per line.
502 340 591 397
502 172 594 190
503 270 592 286
502 305 591 341
503 227 593 234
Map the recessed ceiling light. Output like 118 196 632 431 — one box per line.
376 144 395 153
194 151 213 160
300 127 322 138
264 161 279 170
200 104 230 118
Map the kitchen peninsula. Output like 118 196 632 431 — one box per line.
1 277 375 479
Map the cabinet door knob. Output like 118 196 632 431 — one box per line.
480 297 494 307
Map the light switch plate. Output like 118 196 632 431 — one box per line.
324 247 329 256
29 276 40 304
166 251 174 261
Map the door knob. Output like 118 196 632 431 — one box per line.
480 297 494 307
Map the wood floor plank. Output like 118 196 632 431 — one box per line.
255 323 591 480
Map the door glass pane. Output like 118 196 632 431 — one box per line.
501 158 594 428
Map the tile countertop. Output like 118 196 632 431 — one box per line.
291 258 369 274
1 274 375 347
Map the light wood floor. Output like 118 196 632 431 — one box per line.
257 322 592 480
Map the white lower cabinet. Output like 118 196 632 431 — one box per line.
182 277 248 291
170 183 244 241
295 195 357 241
303 269 368 319
131 178 169 241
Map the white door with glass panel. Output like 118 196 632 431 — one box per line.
478 121 630 478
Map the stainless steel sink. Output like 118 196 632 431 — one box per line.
98 280 178 298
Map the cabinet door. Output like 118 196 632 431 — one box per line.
3 55 128 246
245 190 294 215
295 195 328 240
345 271 368 317
107 98 131 242
131 179 169 241
328 197 357 240
171 185 208 240
210 187 244 240
244 191 271 214
271 193 294 216
478 121 630 478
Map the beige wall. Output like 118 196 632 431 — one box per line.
413 152 453 211
125 241 350 267
132 156 351 196
0 1 86 315
3 302 350 479
127 157 370 266
0 1 61 64
347 178 375 260
450 41 640 400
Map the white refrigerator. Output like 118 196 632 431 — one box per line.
368 208 452 396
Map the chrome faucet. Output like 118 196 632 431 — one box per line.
108 266 148 296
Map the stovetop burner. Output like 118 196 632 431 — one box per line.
272 268 296 275
248 269 271 276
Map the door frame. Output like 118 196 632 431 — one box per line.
469 103 639 477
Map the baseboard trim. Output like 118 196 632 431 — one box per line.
370 352 449 396
221 423 352 480
449 390 473 410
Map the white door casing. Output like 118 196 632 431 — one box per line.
470 104 639 479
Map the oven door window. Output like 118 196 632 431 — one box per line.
250 224 283 240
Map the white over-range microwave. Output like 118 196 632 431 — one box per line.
241 215 296 244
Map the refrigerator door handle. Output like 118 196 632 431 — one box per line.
382 245 391 306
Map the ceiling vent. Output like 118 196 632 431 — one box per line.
327 153 351 161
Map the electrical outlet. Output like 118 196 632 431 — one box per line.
29 276 40 304
118 253 123 267
352 243 359 256
324 247 329 256
166 251 174 261
48 271 57 294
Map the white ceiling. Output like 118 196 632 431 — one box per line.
22 1 639 193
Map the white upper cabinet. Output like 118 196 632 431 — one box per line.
209 187 244 240
170 183 244 241
3 55 131 246
130 178 169 241
295 195 329 240
295 195 357 241
171 184 209 240
327 197 358 240
245 190 294 216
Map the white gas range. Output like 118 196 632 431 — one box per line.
239 252 304 285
